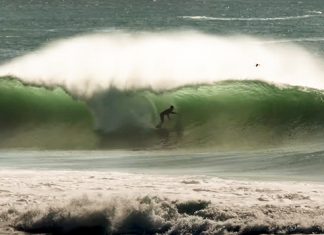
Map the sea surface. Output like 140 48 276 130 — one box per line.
1 0 324 234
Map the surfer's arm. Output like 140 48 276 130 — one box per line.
171 111 177 114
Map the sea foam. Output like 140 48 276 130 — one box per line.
0 31 324 97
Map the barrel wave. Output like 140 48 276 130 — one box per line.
1 31 324 149
2 78 324 149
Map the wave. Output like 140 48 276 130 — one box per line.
2 78 324 149
308 10 323 14
0 78 97 149
1 32 324 97
180 14 321 21
0 79 89 125
89 80 324 147
1 31 324 149
11 196 324 235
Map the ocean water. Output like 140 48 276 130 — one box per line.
1 0 324 234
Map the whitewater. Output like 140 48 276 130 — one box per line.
1 32 324 96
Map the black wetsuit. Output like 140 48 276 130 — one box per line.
159 107 176 124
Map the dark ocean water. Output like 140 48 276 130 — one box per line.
0 0 324 63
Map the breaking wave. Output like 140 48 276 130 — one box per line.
2 79 324 149
9 196 324 235
0 79 97 149
1 31 324 149
1 31 324 96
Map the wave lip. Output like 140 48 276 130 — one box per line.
0 31 324 97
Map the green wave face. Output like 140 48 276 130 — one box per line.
2 78 324 149
89 80 324 149
0 78 97 149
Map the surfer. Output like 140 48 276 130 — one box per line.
156 105 177 128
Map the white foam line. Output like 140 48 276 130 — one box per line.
262 37 324 44
0 169 324 208
181 14 321 21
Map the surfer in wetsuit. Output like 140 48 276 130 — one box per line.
156 105 176 128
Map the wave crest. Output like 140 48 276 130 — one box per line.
0 31 324 97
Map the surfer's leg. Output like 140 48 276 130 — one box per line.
156 114 164 128
160 113 164 124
